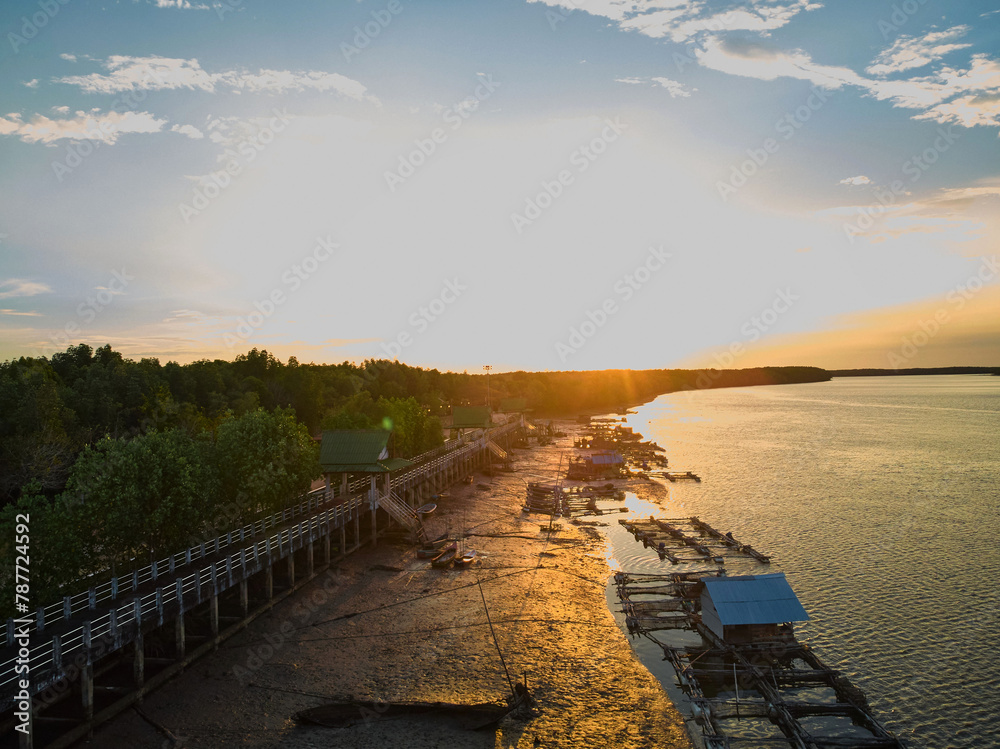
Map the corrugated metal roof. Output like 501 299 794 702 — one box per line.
702 573 809 626
378 457 414 472
320 430 390 473
452 406 492 429
591 451 623 465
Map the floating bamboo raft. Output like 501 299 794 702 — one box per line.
619 516 771 564
614 573 908 749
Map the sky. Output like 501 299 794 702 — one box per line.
0 0 998 372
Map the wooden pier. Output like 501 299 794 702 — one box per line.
0 420 524 749
615 573 907 749
619 516 771 564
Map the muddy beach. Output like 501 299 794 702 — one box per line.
92 420 693 749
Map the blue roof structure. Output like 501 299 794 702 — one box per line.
702 573 809 626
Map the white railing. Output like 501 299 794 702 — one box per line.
0 418 524 703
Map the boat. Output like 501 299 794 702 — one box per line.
454 549 478 567
416 502 437 516
430 542 459 567
416 535 451 558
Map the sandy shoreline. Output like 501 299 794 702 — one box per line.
93 420 693 749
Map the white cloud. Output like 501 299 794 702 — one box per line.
56 56 376 102
0 309 43 317
914 93 1000 130
528 0 821 42
171 123 205 139
867 26 971 76
142 0 210 8
0 279 52 299
23 79 39 88
0 109 167 144
840 176 871 186
615 75 694 96
695 36 864 89
59 53 77 62
52 105 70 113
651 76 694 97
694 37 1000 132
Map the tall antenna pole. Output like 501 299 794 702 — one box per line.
483 365 492 411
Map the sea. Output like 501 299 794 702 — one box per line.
600 375 1000 749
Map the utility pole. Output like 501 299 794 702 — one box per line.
483 365 492 411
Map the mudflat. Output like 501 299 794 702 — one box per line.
94 421 693 749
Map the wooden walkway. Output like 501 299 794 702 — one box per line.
0 420 523 748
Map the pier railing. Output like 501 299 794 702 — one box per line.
0 418 523 708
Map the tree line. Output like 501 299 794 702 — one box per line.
0 343 830 614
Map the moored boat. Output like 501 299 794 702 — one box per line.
430 542 459 567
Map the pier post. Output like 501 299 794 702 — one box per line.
175 578 186 659
239 579 249 617
339 524 347 559
306 539 314 578
265 563 273 601
133 636 145 690
209 594 219 640
81 622 93 727
353 511 360 551
323 525 331 564
287 552 295 588
175 611 186 660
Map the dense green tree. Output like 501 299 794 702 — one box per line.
212 407 320 521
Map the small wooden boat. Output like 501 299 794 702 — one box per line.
430 542 458 567
416 502 437 516
416 535 450 558
454 549 478 567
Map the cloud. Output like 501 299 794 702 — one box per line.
0 279 52 299
59 53 77 62
527 0 822 42
651 76 694 97
695 38 1000 131
866 27 971 76
141 0 210 8
840 176 871 186
0 309 43 317
615 75 694 97
171 123 205 139
56 55 376 102
23 79 39 88
0 109 167 144
695 36 864 89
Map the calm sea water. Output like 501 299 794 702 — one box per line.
602 375 1000 749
